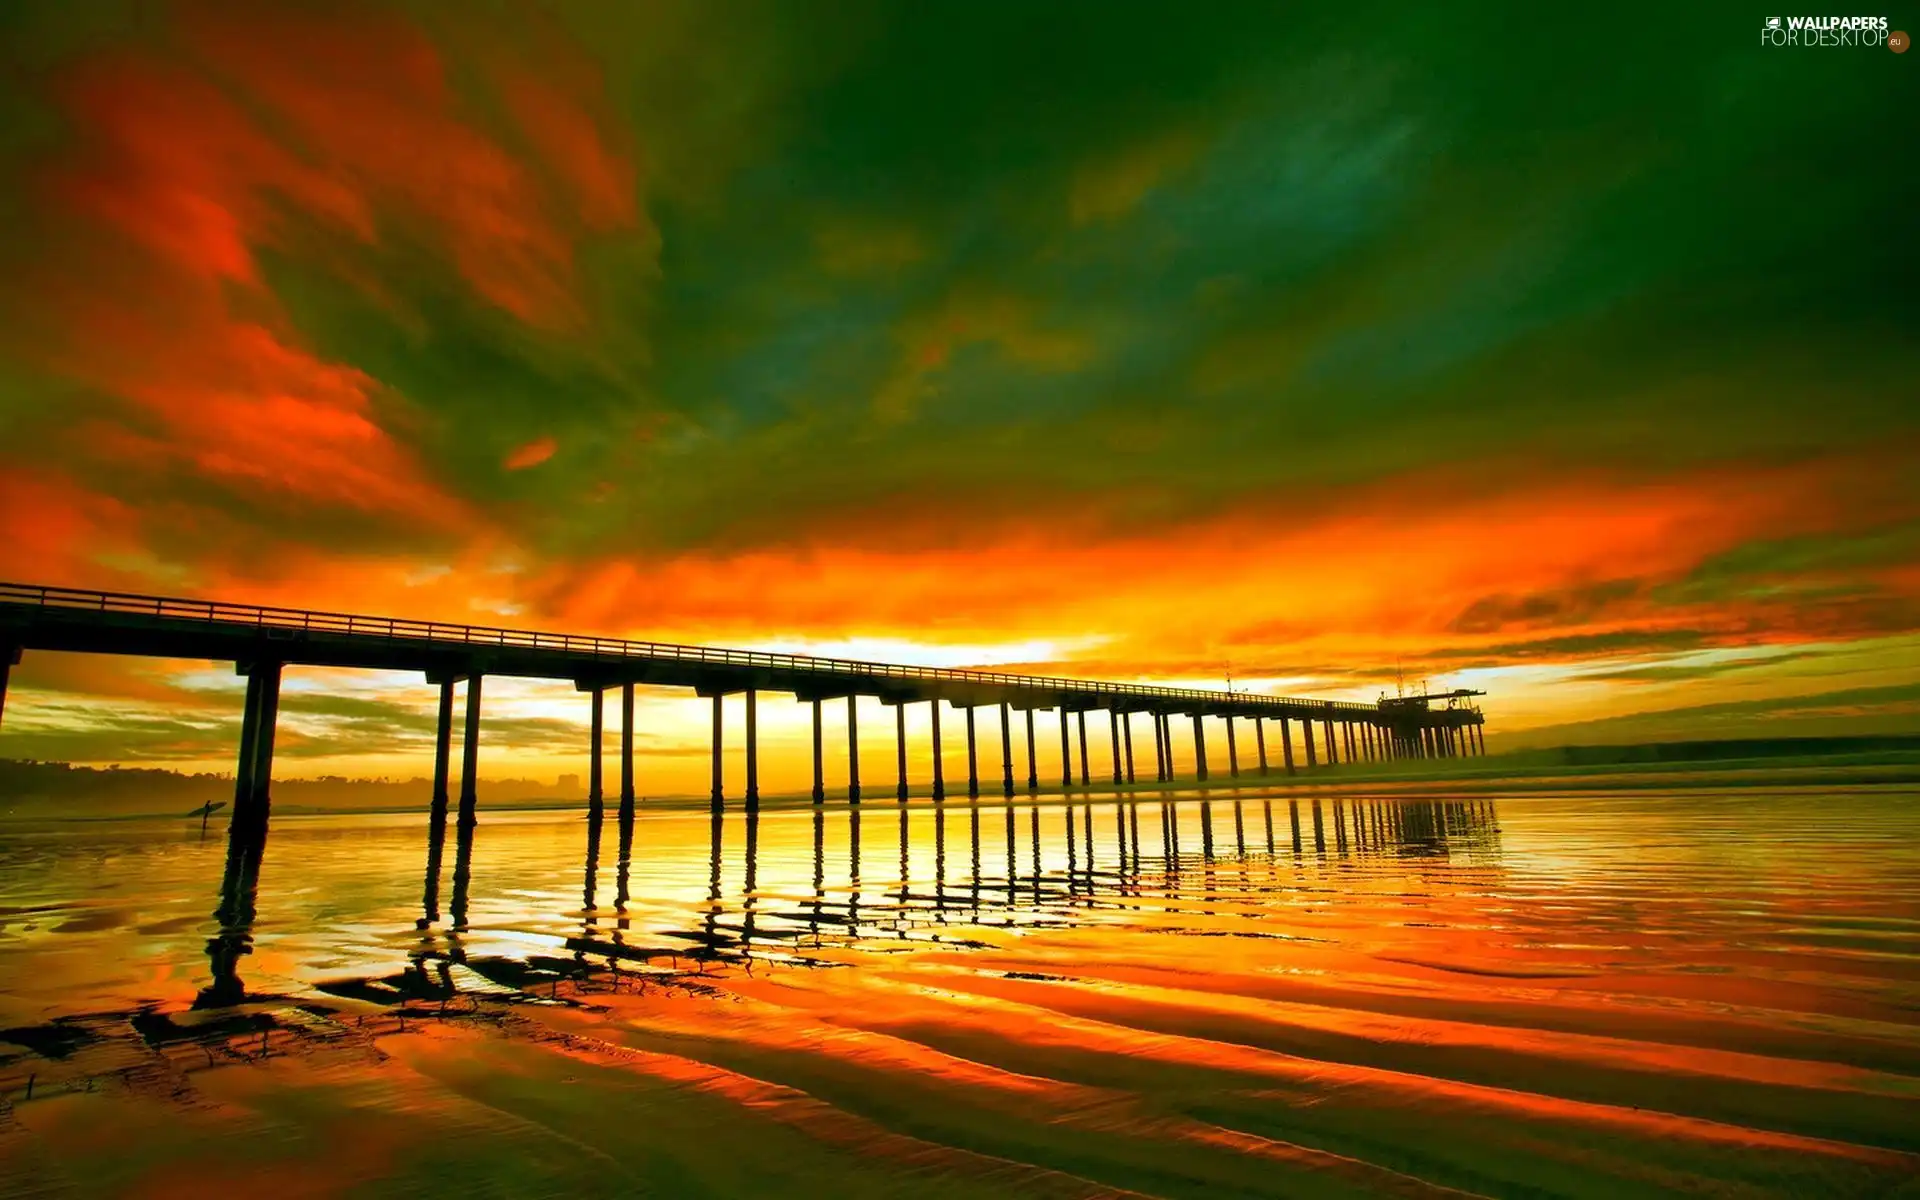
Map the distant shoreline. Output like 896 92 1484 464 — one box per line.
3 738 1916 823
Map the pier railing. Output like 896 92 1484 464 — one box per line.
0 582 1383 714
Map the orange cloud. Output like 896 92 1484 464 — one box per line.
504 437 559 471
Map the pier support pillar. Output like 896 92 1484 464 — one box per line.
458 675 483 825
811 700 825 803
896 703 909 801
1108 710 1123 785
588 686 605 812
430 679 454 825
744 689 759 805
1059 709 1072 788
1225 716 1239 778
846 695 861 803
620 684 636 821
1024 708 1038 792
1122 713 1135 783
1302 717 1317 768
1323 719 1337 766
233 670 263 818
1076 711 1091 786
1346 722 1357 763
1000 703 1015 797
965 705 979 798
709 694 724 804
1281 717 1296 774
931 700 946 800
1192 714 1209 781
1256 716 1269 775
0 646 16 732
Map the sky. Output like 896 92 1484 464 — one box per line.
0 1 1915 793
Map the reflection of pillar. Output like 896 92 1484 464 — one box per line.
1108 710 1123 785
846 695 861 802
965 705 979 798
1192 714 1209 781
931 700 946 800
744 688 759 805
1225 716 1239 778
709 693 724 803
1024 708 1038 792
895 703 909 801
1256 716 1269 775
999 702 1015 797
1122 712 1135 784
1076 711 1091 786
811 699 824 803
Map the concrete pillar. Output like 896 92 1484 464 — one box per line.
248 661 281 820
999 703 1015 797
431 679 454 822
1422 726 1436 758
588 686 605 810
0 647 14 731
1122 713 1135 783
965 705 979 798
1076 711 1091 786
620 684 636 819
1059 708 1072 788
811 699 825 803
1346 722 1357 762
1323 719 1337 766
1225 716 1239 778
931 700 946 800
1281 716 1296 774
1302 716 1317 767
1108 710 1123 785
709 693 723 804
895 703 909 801
1256 716 1269 775
1024 708 1038 791
459 675 483 824
233 669 263 817
846 695 861 802
744 689 759 805
1192 714 1208 782
1477 725 1487 755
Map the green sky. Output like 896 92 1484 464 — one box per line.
0 0 1914 777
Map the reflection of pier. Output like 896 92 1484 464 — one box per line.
0 584 1490 841
299 794 1502 1009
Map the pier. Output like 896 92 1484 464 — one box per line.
0 582 1488 834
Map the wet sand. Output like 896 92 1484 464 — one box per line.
1 786 1916 1196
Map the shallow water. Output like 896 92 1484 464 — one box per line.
1 785 1917 1197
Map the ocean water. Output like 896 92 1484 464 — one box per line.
0 786 1916 1197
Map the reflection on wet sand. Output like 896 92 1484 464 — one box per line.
2 789 1918 1197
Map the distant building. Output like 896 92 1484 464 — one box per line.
556 773 581 793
